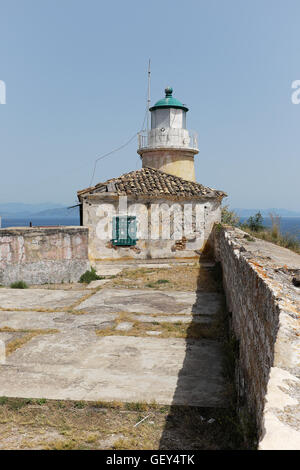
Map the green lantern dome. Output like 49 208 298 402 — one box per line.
149 87 189 112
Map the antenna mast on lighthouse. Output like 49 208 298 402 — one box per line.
147 59 151 132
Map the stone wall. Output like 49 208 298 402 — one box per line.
0 227 90 285
83 194 221 262
215 226 300 450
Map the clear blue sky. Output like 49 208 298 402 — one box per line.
1 0 300 210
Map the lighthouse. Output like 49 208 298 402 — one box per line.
138 87 199 182
78 85 226 262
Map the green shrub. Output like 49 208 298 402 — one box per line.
221 205 240 226
35 398 47 405
10 281 28 289
243 212 264 232
74 401 86 409
8 398 33 410
79 267 102 284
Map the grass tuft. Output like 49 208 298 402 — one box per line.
79 267 103 284
10 281 28 289
35 398 47 406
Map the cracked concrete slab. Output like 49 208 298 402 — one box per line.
0 310 117 332
0 279 226 408
0 288 90 310
75 289 223 315
0 334 225 406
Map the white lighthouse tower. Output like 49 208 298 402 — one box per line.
138 87 199 182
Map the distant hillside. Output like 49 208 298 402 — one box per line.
0 202 77 218
34 207 79 218
233 208 300 217
0 202 65 215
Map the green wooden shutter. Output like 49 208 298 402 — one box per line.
112 216 117 242
112 216 137 246
128 217 137 243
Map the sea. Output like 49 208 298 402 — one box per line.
1 215 300 241
239 217 300 241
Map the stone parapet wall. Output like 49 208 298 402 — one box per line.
0 227 90 285
215 226 300 450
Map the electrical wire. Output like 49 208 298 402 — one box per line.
36 86 150 197
89 133 137 187
89 106 148 187
88 89 185 188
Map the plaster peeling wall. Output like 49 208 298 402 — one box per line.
83 196 221 261
215 226 300 450
0 227 90 285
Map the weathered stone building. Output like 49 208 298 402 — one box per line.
78 88 226 262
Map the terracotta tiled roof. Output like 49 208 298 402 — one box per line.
78 167 227 199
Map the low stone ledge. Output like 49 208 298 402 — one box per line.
0 226 86 235
0 226 90 285
0 259 90 285
215 226 300 450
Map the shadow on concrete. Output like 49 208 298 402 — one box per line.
158 255 245 450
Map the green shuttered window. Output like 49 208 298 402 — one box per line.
112 216 137 246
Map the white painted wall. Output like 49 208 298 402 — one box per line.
82 196 221 261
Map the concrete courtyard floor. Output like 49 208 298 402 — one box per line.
0 261 242 449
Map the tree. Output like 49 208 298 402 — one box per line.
246 212 264 232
